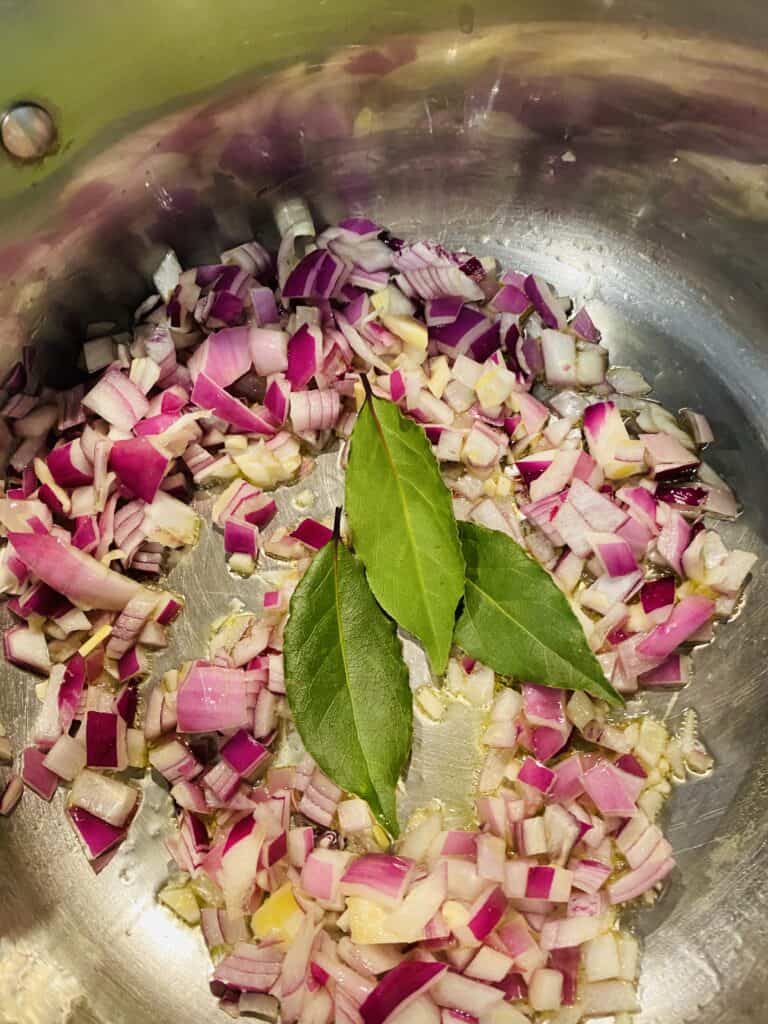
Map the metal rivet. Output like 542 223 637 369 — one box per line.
458 3 475 34
1 103 57 161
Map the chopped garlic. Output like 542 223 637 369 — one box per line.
293 488 316 511
427 356 451 398
634 718 668 768
224 434 248 453
567 690 595 730
228 553 256 576
415 686 446 721
381 313 428 351
251 882 303 942
158 883 200 925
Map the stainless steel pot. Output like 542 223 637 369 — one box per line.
1 2 767 1022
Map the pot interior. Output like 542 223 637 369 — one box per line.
1 20 767 1024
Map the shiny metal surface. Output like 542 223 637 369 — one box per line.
1 8 768 1024
0 104 56 162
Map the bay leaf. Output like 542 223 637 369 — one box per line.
283 532 412 835
455 521 622 706
345 390 465 674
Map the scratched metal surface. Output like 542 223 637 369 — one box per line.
2 14 768 1024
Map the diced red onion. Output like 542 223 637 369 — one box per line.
524 275 569 329
68 806 126 860
290 518 334 551
680 408 714 446
571 307 601 342
109 437 170 504
4 624 51 674
432 971 503 1016
21 746 59 800
176 664 250 733
641 432 699 479
341 854 415 907
85 711 126 770
191 373 275 434
290 389 340 433
286 324 322 388
224 519 260 558
47 440 94 488
107 593 157 660
301 849 353 903
540 915 601 951
360 962 446 1024
9 531 148 611
635 595 714 659
638 653 688 687
249 328 289 375
70 769 137 826
220 730 270 778
581 761 636 816
82 370 149 430
608 848 675 904
518 757 555 794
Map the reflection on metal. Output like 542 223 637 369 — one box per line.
1 103 56 161
1 16 768 1024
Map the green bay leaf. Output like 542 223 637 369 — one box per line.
345 394 465 674
283 535 412 836
455 521 622 706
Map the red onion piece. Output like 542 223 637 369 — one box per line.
176 664 250 733
4 624 50 675
109 438 170 504
70 769 138 826
68 806 127 860
641 432 699 479
21 746 59 800
571 307 601 342
636 596 715 659
82 370 149 430
518 757 555 794
432 971 503 1016
283 250 344 302
47 440 94 488
9 531 148 611
360 962 446 1024
340 853 415 906
524 275 568 329
581 761 636 816
425 296 465 326
220 730 270 778
290 518 334 551
212 940 285 994
224 519 259 558
85 711 126 770
264 376 291 425
638 653 688 687
640 576 675 616
191 373 276 434
290 389 340 433
189 326 252 387
249 328 289 375
286 324 322 388
608 849 675 904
